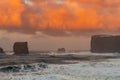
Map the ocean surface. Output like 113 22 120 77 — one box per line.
0 52 120 80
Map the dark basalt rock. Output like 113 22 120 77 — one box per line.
0 66 21 72
57 48 66 53
91 35 120 53
0 63 48 73
13 42 29 55
0 47 5 55
0 48 4 53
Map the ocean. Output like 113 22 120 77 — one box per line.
0 52 120 80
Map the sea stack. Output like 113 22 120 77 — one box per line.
57 48 66 53
91 35 120 53
0 47 5 55
13 42 29 55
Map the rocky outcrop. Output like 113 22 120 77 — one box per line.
13 42 29 55
0 47 4 53
0 47 5 55
0 63 48 72
91 35 120 53
57 48 66 53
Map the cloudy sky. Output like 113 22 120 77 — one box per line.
0 0 120 51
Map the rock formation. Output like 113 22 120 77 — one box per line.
57 48 66 53
0 47 5 54
13 42 29 55
91 35 120 53
0 63 48 72
0 48 4 53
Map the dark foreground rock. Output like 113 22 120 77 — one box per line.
91 35 120 53
13 42 29 55
0 63 48 73
0 66 21 72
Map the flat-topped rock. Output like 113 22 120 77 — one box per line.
13 42 29 55
57 48 66 53
91 35 120 53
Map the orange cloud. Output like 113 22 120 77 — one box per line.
0 0 24 28
0 0 120 36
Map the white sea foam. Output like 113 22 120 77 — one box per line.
0 52 120 80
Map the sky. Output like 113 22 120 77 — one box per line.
0 0 120 51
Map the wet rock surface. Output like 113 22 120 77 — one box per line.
0 66 21 72
0 63 48 73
